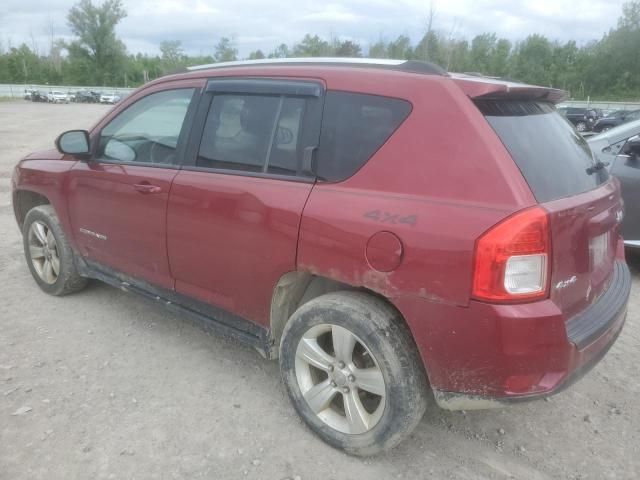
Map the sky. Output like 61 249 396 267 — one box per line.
0 0 629 58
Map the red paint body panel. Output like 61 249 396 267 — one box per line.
66 162 179 290
394 235 627 397
167 171 313 325
12 159 77 242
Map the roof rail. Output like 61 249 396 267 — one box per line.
185 57 447 76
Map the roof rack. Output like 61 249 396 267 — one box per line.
185 57 448 76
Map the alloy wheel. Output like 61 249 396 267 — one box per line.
28 221 60 285
294 323 386 434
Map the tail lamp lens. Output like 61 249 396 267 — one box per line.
472 207 550 302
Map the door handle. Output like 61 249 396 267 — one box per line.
133 183 162 194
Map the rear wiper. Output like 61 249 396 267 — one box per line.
586 161 609 175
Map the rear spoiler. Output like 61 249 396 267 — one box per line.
450 73 568 104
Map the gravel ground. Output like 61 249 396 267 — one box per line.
1 101 639 480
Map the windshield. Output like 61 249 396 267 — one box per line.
476 99 609 203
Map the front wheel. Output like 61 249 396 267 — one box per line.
22 205 88 296
279 292 428 456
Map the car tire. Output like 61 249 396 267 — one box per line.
576 121 587 132
279 291 428 456
22 205 88 296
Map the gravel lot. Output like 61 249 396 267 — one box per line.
1 100 639 480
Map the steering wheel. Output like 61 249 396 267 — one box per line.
150 137 178 164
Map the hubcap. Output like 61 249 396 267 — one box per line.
27 221 60 285
294 324 386 434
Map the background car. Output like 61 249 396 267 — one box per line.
99 92 121 104
46 91 70 103
23 89 37 100
73 90 98 103
29 90 49 102
593 109 640 133
588 119 640 246
557 106 599 131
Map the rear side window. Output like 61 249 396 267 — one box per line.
317 91 411 182
476 100 609 203
197 94 306 176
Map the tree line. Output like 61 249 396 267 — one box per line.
1 0 639 101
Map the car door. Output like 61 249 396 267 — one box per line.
611 134 640 244
166 78 323 326
66 82 202 290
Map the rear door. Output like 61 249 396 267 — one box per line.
166 78 323 325
476 99 623 318
67 84 200 290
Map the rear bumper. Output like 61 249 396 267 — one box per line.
395 260 630 410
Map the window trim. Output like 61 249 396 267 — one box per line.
183 77 324 180
90 86 201 168
206 78 322 97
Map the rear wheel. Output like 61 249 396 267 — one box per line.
279 292 428 456
22 205 88 296
576 121 587 132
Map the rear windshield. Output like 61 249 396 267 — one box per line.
476 100 609 203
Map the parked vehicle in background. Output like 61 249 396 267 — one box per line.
47 91 70 104
29 90 49 103
73 91 98 103
100 92 121 104
588 119 640 246
23 89 37 100
11 58 630 455
593 109 640 133
557 106 599 131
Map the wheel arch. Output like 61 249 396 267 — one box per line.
268 271 420 363
13 189 51 228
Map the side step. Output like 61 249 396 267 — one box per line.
77 261 273 358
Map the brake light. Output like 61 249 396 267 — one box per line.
472 207 550 303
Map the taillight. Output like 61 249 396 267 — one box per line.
472 207 551 303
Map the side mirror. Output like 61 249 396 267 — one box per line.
624 136 640 158
55 130 90 156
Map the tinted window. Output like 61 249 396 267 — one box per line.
98 89 194 165
476 100 608 203
197 94 306 176
317 91 411 182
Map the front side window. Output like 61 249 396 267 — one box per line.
98 88 195 165
197 94 306 176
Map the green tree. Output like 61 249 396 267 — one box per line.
334 40 362 57
368 39 388 58
66 0 127 85
268 43 289 58
511 34 554 86
214 37 238 62
387 35 413 59
248 49 266 60
293 34 332 57
159 40 185 72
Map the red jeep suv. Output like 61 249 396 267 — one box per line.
11 58 630 455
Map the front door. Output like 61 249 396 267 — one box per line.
67 86 199 290
167 78 323 325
